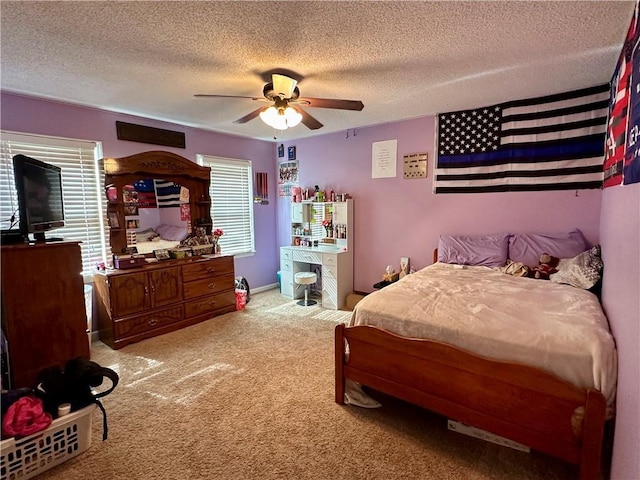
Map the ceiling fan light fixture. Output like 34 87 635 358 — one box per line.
259 106 283 129
259 104 302 130
284 106 302 127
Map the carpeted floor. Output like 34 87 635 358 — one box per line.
33 288 579 480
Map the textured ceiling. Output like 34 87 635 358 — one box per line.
0 1 635 142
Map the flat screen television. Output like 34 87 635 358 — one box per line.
13 154 65 242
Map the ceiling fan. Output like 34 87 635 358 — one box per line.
195 73 364 130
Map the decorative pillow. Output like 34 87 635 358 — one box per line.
550 245 603 290
508 229 588 267
437 233 509 267
156 224 188 242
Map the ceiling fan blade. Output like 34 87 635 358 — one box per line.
296 107 323 130
233 106 268 124
297 97 364 111
194 94 264 101
272 74 297 99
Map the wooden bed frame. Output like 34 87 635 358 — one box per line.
334 251 609 480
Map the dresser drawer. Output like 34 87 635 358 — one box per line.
322 264 338 279
280 259 293 274
183 272 235 300
184 290 236 318
322 253 338 267
182 256 234 282
280 247 293 262
113 305 183 339
293 250 322 264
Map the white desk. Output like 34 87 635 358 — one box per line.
280 245 353 310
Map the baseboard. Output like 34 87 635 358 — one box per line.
252 283 279 294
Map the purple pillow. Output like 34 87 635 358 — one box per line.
437 234 509 267
508 229 589 267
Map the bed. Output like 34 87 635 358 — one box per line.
132 224 188 255
335 232 617 480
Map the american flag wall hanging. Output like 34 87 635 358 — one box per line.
154 179 182 207
433 84 609 193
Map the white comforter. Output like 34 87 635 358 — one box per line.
350 263 617 412
135 238 180 255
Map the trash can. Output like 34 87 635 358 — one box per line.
84 285 92 351
277 271 282 292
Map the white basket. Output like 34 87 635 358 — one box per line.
0 404 96 480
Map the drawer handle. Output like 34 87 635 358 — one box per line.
206 267 215 273
209 301 217 306
149 319 157 327
207 282 217 289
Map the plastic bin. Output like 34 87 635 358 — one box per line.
0 404 96 480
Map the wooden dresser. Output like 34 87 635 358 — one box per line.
1 241 90 388
94 254 235 349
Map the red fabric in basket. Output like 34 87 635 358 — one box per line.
2 395 52 437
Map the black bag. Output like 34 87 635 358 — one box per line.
35 357 119 440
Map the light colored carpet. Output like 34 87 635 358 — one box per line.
35 288 577 480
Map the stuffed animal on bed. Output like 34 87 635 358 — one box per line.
531 253 560 280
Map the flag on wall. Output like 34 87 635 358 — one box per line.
623 2 640 185
154 179 182 208
433 84 609 193
604 9 637 187
133 179 157 208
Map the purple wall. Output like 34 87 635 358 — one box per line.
0 92 279 290
279 118 602 292
600 184 640 480
3 91 636 477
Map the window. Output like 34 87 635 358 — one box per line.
0 131 106 275
197 154 255 256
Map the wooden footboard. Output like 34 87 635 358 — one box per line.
335 324 607 480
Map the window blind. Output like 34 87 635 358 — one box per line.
197 155 255 256
0 132 106 275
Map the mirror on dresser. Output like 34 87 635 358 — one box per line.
96 151 236 350
103 151 212 255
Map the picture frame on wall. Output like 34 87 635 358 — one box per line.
288 146 296 160
278 144 285 157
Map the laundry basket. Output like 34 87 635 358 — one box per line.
0 404 96 480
